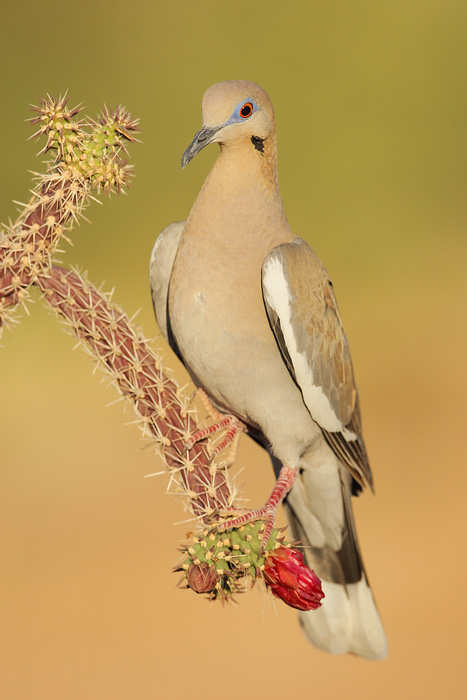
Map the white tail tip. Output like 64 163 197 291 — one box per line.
299 578 388 660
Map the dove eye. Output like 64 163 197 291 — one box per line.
240 102 254 118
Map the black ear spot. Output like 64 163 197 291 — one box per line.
251 136 265 154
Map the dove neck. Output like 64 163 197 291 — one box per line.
206 130 281 201
184 130 291 247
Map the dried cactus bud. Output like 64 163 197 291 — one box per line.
186 562 219 593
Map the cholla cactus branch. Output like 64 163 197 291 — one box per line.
0 95 138 335
2 93 234 521
35 264 234 519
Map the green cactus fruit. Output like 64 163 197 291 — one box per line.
175 521 290 601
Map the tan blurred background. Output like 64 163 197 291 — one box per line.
1 1 466 698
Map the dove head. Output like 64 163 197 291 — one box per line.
181 81 276 168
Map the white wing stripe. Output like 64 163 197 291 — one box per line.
263 256 355 436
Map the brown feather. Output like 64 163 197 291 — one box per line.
262 239 374 490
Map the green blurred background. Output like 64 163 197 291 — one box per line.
1 1 466 698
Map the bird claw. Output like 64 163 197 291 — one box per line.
213 506 276 553
208 465 299 552
182 389 245 463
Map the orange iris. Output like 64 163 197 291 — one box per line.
240 102 253 118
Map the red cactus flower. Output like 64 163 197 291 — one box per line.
263 547 324 611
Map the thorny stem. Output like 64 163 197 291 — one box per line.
35 265 234 517
0 95 137 330
0 94 236 522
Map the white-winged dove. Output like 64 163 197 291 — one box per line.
150 81 387 660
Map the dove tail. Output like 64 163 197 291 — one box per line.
270 450 388 660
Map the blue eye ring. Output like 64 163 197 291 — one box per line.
224 99 258 126
239 101 254 118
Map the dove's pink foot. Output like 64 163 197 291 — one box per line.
185 388 245 464
215 465 299 552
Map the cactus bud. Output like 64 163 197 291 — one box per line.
263 546 324 611
186 562 219 593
